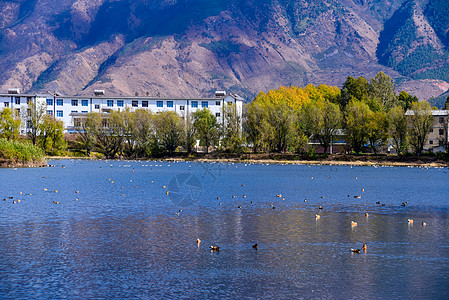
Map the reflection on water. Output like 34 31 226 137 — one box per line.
0 160 448 299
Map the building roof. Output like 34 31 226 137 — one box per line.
405 110 449 116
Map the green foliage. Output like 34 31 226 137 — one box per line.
368 71 397 111
221 104 243 153
154 111 184 155
407 101 433 155
0 139 45 163
38 115 66 155
389 106 408 154
193 108 219 153
398 91 418 110
340 76 369 109
0 108 21 141
344 100 372 153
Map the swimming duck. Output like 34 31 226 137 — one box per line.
422 221 427 226
351 221 358 227
365 212 369 217
252 243 258 249
196 239 201 245
408 219 414 224
210 246 220 251
354 195 361 199
315 214 321 220
276 194 282 198
351 248 361 253
362 243 367 251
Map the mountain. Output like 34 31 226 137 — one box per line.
0 0 448 103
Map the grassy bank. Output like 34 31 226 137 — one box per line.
0 139 46 167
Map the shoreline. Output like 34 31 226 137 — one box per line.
0 159 47 168
43 154 449 168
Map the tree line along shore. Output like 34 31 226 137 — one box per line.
1 72 448 167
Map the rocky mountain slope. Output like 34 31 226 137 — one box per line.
0 0 448 105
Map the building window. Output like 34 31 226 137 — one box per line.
56 110 63 117
216 101 221 106
167 101 174 108
180 106 185 111
46 99 53 106
72 99 78 106
439 117 444 123
15 97 20 105
439 129 444 136
47 110 53 116
132 100 138 107
74 119 81 127
430 128 433 133
4 102 9 107
82 111 88 113
216 112 221 117
439 140 444 147
117 100 124 107
429 140 433 145
202 101 208 108
107 100 113 107
71 110 78 114
95 104 100 109
157 101 163 108
27 97 32 105
191 101 198 108
142 101 148 107
56 99 63 106
15 108 20 115
82 100 88 106
27 120 32 128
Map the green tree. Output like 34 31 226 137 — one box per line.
398 91 418 110
93 111 125 159
445 95 449 110
340 76 369 109
154 111 184 155
193 108 219 153
345 100 371 153
366 110 389 154
38 115 66 154
221 103 243 153
132 110 158 157
24 101 47 145
0 108 21 141
243 103 266 153
407 101 433 155
182 112 196 154
368 71 397 111
75 112 98 156
300 101 341 154
265 103 297 153
388 106 408 155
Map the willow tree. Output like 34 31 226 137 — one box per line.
154 111 184 155
301 100 341 154
265 103 297 153
38 115 66 155
221 103 243 153
0 108 21 141
345 100 371 153
193 108 219 153
389 106 408 155
407 101 433 155
243 103 266 153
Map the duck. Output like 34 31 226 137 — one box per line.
422 221 427 226
351 221 358 227
365 212 369 217
351 248 361 253
196 239 201 245
315 214 321 220
252 243 258 249
75 191 80 194
242 195 246 198
232 195 236 198
210 246 220 251
408 219 414 224
362 243 367 251
276 194 282 198
354 195 361 199
319 206 323 209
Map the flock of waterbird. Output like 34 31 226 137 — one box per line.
2 160 433 254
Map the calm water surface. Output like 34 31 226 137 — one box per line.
0 160 448 299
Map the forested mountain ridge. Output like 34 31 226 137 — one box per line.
0 0 448 106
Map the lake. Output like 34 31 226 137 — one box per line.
1 159 448 299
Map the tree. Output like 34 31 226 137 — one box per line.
389 106 408 155
24 101 47 145
193 108 219 153
398 91 418 110
340 76 369 109
221 103 243 153
132 109 157 157
366 110 389 154
445 96 449 110
243 103 266 153
368 71 397 111
0 108 21 141
93 111 125 159
265 103 297 153
154 111 184 155
38 115 66 154
75 112 98 156
407 101 433 155
301 100 341 154
345 100 371 153
182 112 196 154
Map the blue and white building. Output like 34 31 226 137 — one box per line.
0 89 244 134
